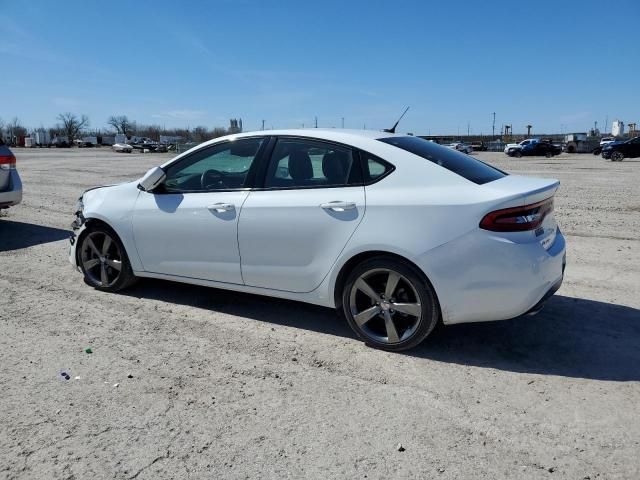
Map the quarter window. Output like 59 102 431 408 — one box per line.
162 138 264 192
264 139 360 188
360 151 394 183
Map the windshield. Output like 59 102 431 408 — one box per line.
378 136 506 185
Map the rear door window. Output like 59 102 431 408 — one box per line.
264 138 361 189
378 136 506 185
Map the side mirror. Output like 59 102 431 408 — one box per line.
138 166 166 192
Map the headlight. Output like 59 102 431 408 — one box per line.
74 197 84 215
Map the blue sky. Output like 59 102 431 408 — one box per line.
1 0 638 135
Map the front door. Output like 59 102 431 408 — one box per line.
132 137 266 284
238 137 366 293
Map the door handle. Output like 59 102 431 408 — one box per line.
320 201 357 212
208 203 235 212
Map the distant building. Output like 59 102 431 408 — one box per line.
612 120 625 137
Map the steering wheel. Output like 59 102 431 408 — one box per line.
201 169 227 190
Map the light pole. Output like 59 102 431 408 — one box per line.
492 112 496 139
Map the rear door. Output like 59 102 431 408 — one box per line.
238 137 365 292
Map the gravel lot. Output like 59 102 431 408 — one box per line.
1 147 639 479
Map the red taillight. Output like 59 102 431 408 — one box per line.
480 197 554 232
0 154 16 170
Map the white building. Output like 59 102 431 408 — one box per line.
612 120 625 137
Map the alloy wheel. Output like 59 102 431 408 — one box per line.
349 268 422 344
80 231 123 288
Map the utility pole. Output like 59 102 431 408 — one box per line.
492 112 496 139
315 116 318 128
467 122 470 137
261 120 265 131
341 117 344 129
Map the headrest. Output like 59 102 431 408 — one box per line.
322 151 350 184
288 150 313 180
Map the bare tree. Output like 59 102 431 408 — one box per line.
107 115 134 135
211 127 227 138
135 124 162 141
57 113 89 142
6 117 27 145
192 126 210 143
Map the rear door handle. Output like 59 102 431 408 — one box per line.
320 201 357 212
208 203 235 212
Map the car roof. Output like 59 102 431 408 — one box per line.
230 128 398 142
161 129 406 168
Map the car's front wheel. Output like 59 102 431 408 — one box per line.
611 151 624 162
78 225 136 292
342 257 440 351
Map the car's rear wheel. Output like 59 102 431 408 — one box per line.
513 150 522 158
611 151 624 162
545 151 552 158
342 257 439 351
78 225 136 292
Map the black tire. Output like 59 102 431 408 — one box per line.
592 147 602 155
513 150 522 158
341 256 440 352
545 151 552 158
611 151 624 162
78 224 137 292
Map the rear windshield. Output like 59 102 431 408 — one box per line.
378 136 506 185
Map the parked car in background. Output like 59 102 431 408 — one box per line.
444 142 473 154
505 139 561 158
601 136 640 161
112 143 133 153
592 137 618 155
70 129 565 352
132 140 160 152
470 141 487 151
0 144 22 210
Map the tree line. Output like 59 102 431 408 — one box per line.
0 113 239 145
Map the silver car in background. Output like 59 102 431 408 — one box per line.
0 144 22 210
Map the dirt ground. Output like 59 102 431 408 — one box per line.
1 147 639 479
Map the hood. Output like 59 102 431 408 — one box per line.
603 141 625 149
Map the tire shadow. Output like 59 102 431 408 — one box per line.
413 295 640 381
122 279 640 382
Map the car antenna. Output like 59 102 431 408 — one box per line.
384 106 410 133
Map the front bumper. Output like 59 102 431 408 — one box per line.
0 170 23 208
68 215 87 269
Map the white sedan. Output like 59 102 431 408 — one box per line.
112 143 133 153
444 142 473 154
70 129 565 351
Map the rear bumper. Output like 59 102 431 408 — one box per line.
418 228 566 325
0 170 22 208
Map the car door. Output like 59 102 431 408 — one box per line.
132 137 266 284
238 137 366 293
